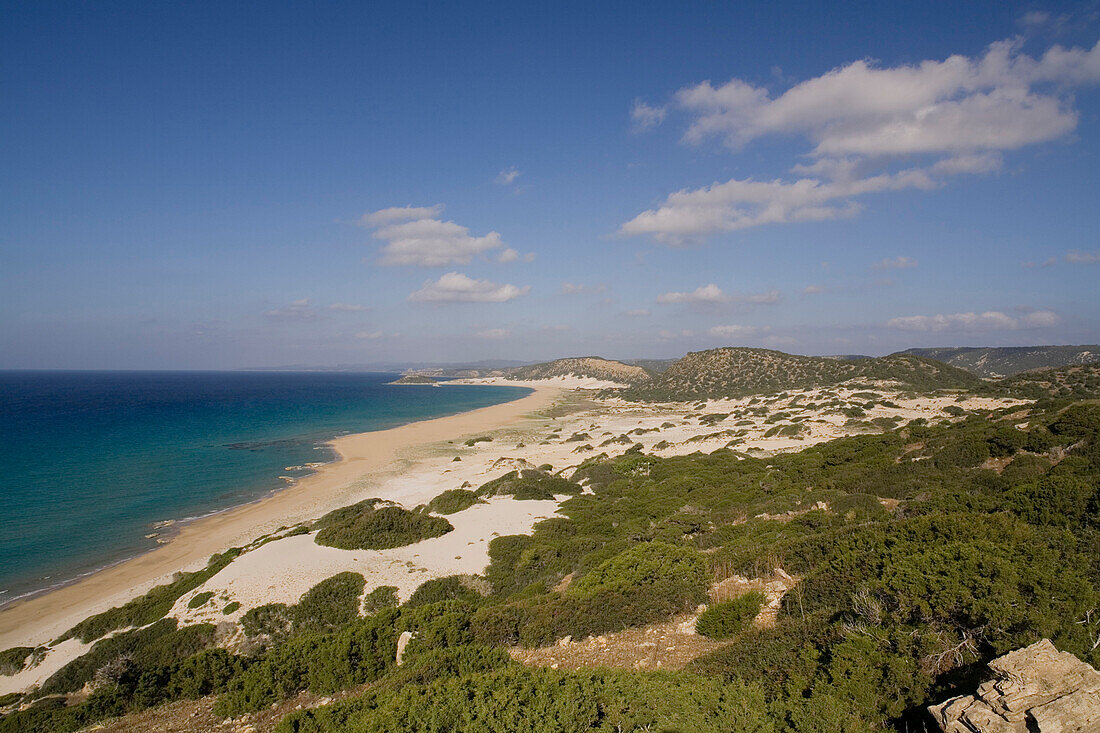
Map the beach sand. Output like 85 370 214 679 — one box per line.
0 384 559 651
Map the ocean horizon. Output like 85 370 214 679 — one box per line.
0 370 530 606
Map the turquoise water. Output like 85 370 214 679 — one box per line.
0 371 530 604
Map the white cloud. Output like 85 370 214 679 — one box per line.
656 284 780 305
631 99 667 130
408 272 530 303
327 303 370 312
1022 256 1058 268
708 324 766 338
872 256 919 270
495 167 521 185
1067 250 1100 263
360 205 444 226
355 330 383 340
677 39 1099 155
560 282 608 295
623 38 1100 242
803 284 826 294
475 328 510 339
887 309 1059 332
265 298 315 320
496 248 536 264
361 205 505 266
658 329 695 340
623 308 651 317
541 324 571 331
620 167 945 242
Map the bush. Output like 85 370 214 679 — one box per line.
275 667 774 733
187 591 214 609
364 586 400 614
240 603 293 640
57 549 241 643
427 489 481 514
0 647 32 676
293 572 366 635
167 648 242 699
314 500 453 550
696 591 765 639
406 576 484 608
476 469 582 501
223 601 241 614
567 541 709 603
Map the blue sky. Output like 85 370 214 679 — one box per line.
2 1 1098 368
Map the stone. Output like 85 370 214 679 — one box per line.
395 630 415 666
928 639 1100 732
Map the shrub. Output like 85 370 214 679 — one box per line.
240 603 293 640
476 470 582 501
364 586 400 614
223 601 241 614
0 647 32 676
696 591 765 639
406 576 484 608
57 549 241 643
567 541 708 603
427 489 481 514
167 648 242 699
314 500 453 550
293 572 366 635
187 591 214 609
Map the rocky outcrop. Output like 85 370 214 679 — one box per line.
928 639 1100 732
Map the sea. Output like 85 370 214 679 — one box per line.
0 371 530 606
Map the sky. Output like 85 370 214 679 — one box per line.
2 1 1099 369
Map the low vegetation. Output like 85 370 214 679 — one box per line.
426 489 481 514
314 500 453 550
6 384 1100 732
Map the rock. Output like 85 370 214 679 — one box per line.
395 630 416 666
557 635 572 646
928 639 1100 732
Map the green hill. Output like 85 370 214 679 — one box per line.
901 345 1100 377
501 357 650 385
998 363 1100 400
617 347 982 401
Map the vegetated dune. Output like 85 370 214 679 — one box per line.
616 347 982 401
901 344 1100 377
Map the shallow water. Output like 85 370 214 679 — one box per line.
0 371 529 603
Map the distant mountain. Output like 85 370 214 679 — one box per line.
899 346 1100 378
617 347 981 401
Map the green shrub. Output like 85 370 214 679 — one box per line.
167 648 242 699
696 591 765 639
314 500 453 550
427 489 481 514
293 572 366 635
187 591 214 609
0 647 32 676
57 549 241 643
240 603 293 640
406 576 484 608
1049 403 1100 441
223 601 241 614
476 469 582 500
364 586 400 614
275 667 773 733
568 541 708 603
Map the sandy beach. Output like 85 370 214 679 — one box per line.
0 384 559 652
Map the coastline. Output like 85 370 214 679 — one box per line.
0 384 558 650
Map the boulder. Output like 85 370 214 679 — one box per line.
928 639 1100 732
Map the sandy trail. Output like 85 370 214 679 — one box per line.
0 385 559 650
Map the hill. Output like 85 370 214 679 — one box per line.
617 347 982 401
998 363 1100 400
502 357 650 385
900 345 1100 377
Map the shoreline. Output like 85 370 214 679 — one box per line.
0 384 558 650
